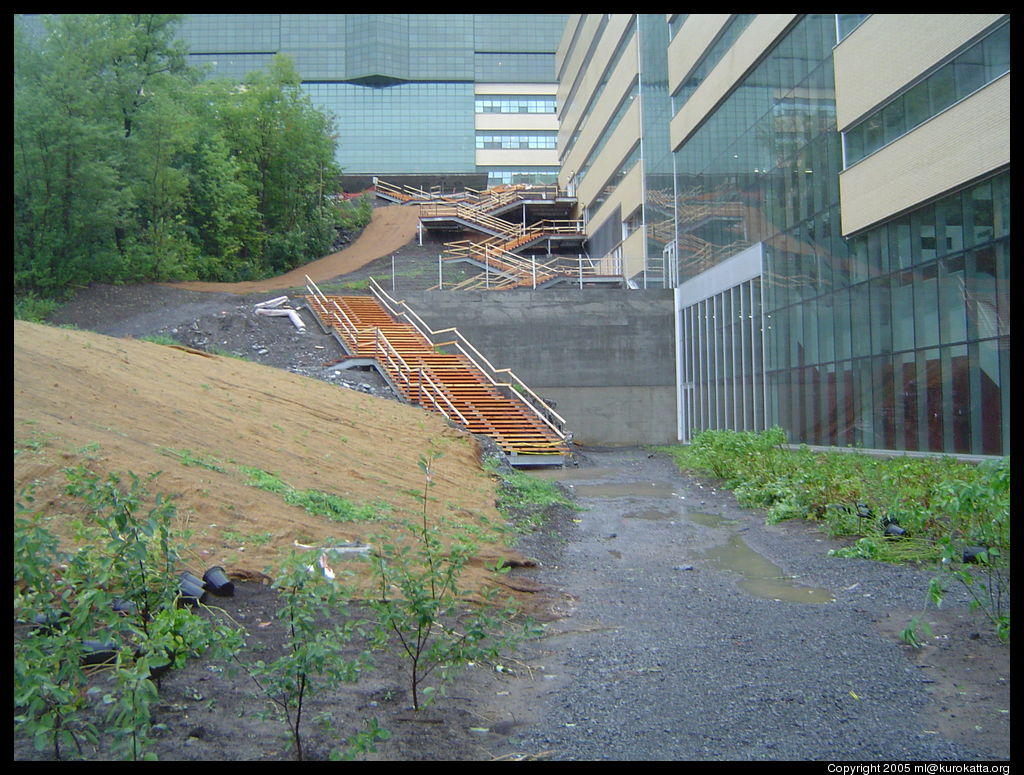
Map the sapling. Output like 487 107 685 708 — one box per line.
14 468 243 760
367 451 529 711
240 550 368 761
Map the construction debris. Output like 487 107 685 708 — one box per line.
254 295 306 331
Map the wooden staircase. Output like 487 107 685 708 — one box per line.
373 178 622 291
303 277 570 466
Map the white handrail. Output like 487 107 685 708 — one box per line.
306 275 565 445
368 278 567 436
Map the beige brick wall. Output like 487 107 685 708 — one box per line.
838 75 1010 235
834 14 1005 129
670 14 796 152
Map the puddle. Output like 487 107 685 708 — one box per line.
528 466 623 481
683 511 738 529
701 534 834 604
570 482 678 498
622 508 678 521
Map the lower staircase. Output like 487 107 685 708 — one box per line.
303 276 570 466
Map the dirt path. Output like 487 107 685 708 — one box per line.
167 204 422 294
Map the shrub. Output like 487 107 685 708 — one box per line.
14 467 243 760
367 453 533 711
238 550 371 760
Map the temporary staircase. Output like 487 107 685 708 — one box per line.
374 178 622 290
303 275 570 466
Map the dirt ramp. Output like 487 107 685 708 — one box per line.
167 203 422 295
13 319 521 588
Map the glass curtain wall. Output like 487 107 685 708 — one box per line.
679 276 766 441
637 15 674 287
672 14 1010 455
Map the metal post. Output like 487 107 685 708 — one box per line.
438 254 442 289
391 255 396 293
532 256 537 289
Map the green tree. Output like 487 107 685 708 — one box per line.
214 56 342 275
14 15 123 294
14 16 343 294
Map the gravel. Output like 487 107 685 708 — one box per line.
502 447 1001 761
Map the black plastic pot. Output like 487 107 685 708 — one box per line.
962 546 989 564
178 571 207 606
112 598 138 616
30 610 69 633
147 654 174 680
202 566 234 597
81 639 119 666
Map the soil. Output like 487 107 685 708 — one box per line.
14 204 1011 761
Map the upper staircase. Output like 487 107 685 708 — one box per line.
303 276 570 466
373 178 623 290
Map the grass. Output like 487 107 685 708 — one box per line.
139 334 178 346
159 447 227 473
652 428 1010 566
237 465 389 522
486 459 579 532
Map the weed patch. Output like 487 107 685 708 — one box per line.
238 466 388 522
654 430 1010 640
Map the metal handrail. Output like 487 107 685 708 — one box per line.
368 278 567 436
416 366 469 425
305 278 566 454
305 275 360 344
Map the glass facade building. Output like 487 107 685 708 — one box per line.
562 14 1010 456
670 15 1010 456
176 14 567 184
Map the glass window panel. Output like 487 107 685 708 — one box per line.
867 229 887 276
928 61 957 115
954 41 988 96
994 240 1009 337
967 246 998 340
983 22 1010 79
993 173 1010 239
945 343 970 453
834 287 851 360
862 115 883 157
935 195 964 256
889 216 912 270
881 98 906 145
939 256 967 344
904 80 930 128
870 276 892 353
850 282 871 358
923 348 943 451
914 262 939 349
966 181 994 246
818 293 835 362
802 297 818 364
898 351 919 450
849 236 869 285
891 271 916 351
873 355 896 449
970 338 1002 455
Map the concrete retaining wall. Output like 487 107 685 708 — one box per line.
395 289 677 446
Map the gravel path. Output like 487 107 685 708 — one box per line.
501 447 1003 761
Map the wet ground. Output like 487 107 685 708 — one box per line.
494 447 1009 761
33 279 1011 761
